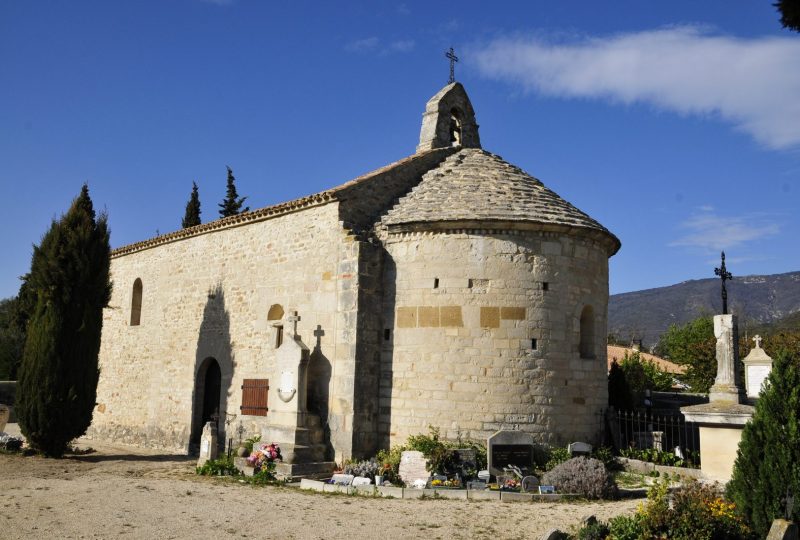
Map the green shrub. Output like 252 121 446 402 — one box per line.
620 446 690 467
344 458 382 479
243 435 260 455
576 520 610 540
544 446 571 471
196 456 240 477
592 446 622 472
607 514 643 540
541 457 617 499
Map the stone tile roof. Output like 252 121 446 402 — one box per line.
111 149 453 257
607 346 686 374
380 149 620 252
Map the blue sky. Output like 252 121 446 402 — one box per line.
1 1 798 299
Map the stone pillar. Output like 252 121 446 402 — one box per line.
709 314 745 404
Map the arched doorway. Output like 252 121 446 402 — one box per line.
191 357 222 446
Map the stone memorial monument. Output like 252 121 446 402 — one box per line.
197 421 218 467
258 311 332 479
742 335 773 399
681 253 754 482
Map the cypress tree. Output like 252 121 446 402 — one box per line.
218 166 249 217
608 359 633 410
16 184 111 457
182 181 202 228
727 351 800 537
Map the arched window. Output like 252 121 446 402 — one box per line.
130 278 143 326
449 107 463 146
268 304 284 348
579 305 595 359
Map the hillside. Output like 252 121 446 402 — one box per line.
609 271 800 347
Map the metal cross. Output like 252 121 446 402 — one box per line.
445 47 458 84
753 334 763 349
287 311 301 338
237 420 245 444
714 251 733 315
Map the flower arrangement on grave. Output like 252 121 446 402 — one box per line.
246 442 282 473
501 477 520 491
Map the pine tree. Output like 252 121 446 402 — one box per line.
16 184 111 457
727 351 800 537
218 166 249 217
182 181 202 228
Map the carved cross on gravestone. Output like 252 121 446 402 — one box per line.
714 251 733 315
445 47 458 84
237 420 245 445
753 334 763 349
287 311 300 339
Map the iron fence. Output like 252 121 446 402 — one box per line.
609 409 700 466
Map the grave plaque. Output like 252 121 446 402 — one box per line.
487 430 534 477
452 447 477 475
398 450 430 486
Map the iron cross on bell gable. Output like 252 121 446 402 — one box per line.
445 47 458 84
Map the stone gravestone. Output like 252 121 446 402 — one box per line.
742 335 773 399
568 442 592 457
0 404 9 433
487 430 534 478
352 476 372 487
521 475 540 493
398 450 430 487
197 421 218 467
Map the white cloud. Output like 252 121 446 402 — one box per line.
389 39 415 52
345 37 380 52
472 26 800 150
669 207 779 251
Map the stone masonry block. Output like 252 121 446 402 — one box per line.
480 307 500 328
439 306 463 327
396 307 417 328
500 306 526 320
418 306 439 327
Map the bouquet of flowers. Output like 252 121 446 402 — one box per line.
246 442 282 472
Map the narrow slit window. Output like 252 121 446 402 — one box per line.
275 325 284 348
542 282 549 291
433 278 439 289
531 338 538 350
130 278 143 326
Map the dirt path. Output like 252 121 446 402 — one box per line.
0 427 640 540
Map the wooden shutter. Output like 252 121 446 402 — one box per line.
240 379 269 416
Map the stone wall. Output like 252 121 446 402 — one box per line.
379 228 610 447
88 201 365 458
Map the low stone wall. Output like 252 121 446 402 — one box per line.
298 478 567 501
620 457 704 480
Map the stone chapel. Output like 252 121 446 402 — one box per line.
88 82 621 464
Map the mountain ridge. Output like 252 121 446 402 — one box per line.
609 270 800 347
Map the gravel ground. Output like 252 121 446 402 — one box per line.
0 425 640 540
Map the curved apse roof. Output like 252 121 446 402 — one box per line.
380 148 621 255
